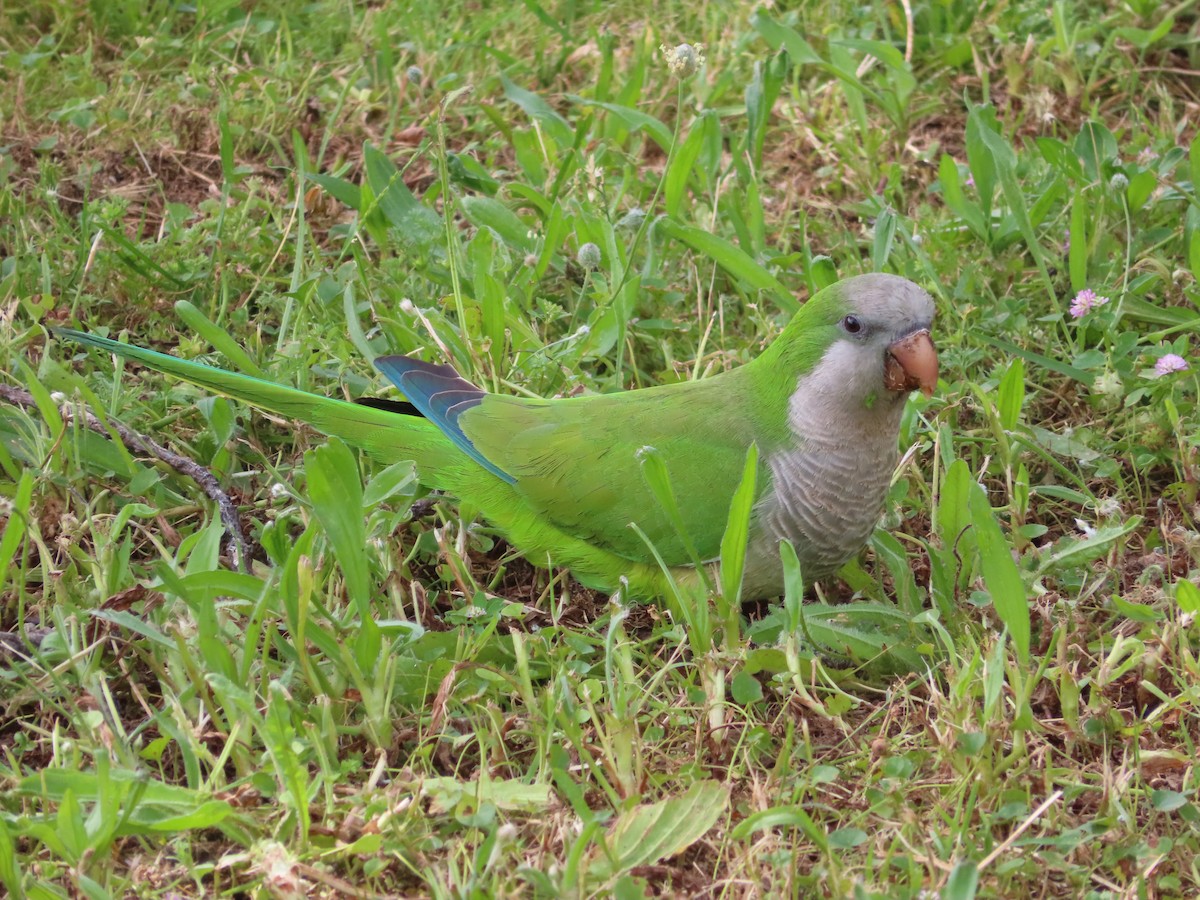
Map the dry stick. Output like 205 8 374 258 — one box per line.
0 384 250 572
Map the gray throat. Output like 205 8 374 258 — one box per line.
741 361 906 599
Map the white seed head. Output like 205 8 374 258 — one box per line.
661 42 705 77
617 208 646 230
576 242 601 271
1093 370 1123 397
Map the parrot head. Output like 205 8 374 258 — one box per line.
776 273 938 418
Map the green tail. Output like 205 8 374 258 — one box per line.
54 328 451 467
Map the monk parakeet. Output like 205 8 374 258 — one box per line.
56 273 936 600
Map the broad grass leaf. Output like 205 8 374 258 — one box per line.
730 805 828 852
0 469 32 591
174 300 266 378
593 781 729 877
943 861 980 900
997 358 1025 432
1175 578 1200 614
502 75 571 146
1069 188 1087 291
967 481 1030 664
718 443 758 607
460 196 534 252
363 143 440 246
657 218 796 313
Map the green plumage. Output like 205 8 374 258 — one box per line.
56 274 936 599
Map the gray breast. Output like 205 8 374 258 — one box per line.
740 432 899 596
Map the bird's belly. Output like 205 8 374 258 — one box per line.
741 439 898 598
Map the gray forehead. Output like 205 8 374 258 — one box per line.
842 273 935 324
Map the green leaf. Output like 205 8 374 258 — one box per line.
827 827 868 849
1034 518 1141 578
982 336 1095 385
943 860 980 900
665 120 705 217
595 781 729 876
569 97 672 151
636 445 706 576
305 437 380 669
730 670 763 704
307 171 361 209
657 218 796 313
88 609 173 648
976 125 1054 301
1114 15 1174 49
719 443 758 607
1150 789 1188 812
965 106 998 220
460 196 534 252
0 819 22 900
750 10 823 64
502 75 571 147
1127 169 1157 211
1068 189 1087 292
363 143 441 246
1172 578 1200 614
174 301 266 378
729 805 828 852
997 358 1025 432
968 481 1030 663
938 154 985 238
871 207 897 271
1191 133 1200 195
1074 121 1118 182
0 469 33 592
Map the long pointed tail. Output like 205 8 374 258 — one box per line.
54 328 450 467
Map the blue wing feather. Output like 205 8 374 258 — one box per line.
374 355 516 484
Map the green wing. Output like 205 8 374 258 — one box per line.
458 372 765 565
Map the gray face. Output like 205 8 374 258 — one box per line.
814 274 936 415
835 273 935 349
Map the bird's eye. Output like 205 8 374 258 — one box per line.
841 315 863 335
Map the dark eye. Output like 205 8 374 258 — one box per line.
841 315 863 335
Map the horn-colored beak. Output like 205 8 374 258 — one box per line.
884 329 938 397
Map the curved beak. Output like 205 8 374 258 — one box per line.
884 329 938 397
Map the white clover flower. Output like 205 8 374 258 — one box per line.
1109 172 1129 192
269 483 289 499
406 65 423 83
50 391 67 403
660 43 705 77
399 298 416 314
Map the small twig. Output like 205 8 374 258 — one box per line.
976 789 1064 872
0 383 249 572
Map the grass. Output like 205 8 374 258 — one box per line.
2 0 1199 896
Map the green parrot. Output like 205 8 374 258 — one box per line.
55 273 937 600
